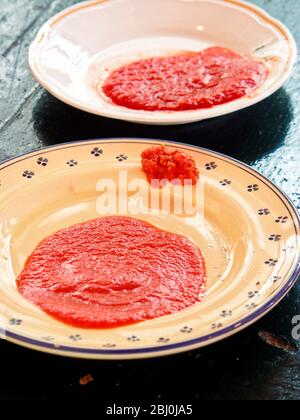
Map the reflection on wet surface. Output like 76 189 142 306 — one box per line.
32 89 293 166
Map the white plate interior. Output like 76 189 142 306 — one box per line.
29 0 297 125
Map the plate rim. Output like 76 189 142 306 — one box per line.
1 138 299 359
28 0 298 125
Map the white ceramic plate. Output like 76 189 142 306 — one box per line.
0 139 299 359
29 0 297 125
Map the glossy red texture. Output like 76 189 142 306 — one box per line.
102 47 268 112
17 217 206 328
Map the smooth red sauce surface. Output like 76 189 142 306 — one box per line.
142 146 199 185
17 217 206 328
102 47 268 112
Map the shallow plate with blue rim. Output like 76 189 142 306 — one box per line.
0 139 299 359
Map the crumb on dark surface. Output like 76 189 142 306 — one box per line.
258 331 298 355
79 374 94 386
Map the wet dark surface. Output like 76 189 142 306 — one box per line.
0 0 299 401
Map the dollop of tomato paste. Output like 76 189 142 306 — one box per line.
101 47 268 112
141 146 199 185
17 217 206 328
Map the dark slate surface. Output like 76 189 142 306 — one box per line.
0 0 299 401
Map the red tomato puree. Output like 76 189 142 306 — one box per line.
101 47 268 112
17 217 206 328
142 146 199 185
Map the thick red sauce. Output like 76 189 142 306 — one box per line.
102 47 268 112
142 146 199 185
17 217 206 328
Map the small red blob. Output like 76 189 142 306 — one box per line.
101 47 268 112
141 146 199 185
17 217 206 328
